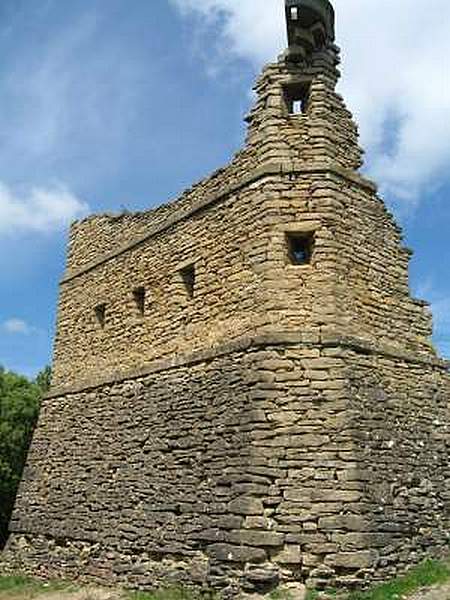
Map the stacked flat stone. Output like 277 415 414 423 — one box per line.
2 29 449 600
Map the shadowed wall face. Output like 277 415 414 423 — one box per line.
5 345 450 592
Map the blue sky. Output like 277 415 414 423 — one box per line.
0 0 449 377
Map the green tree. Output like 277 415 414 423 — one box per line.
35 365 52 395
0 366 50 548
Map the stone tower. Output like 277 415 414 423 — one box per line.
3 1 450 595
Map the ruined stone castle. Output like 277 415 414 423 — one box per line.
3 0 450 596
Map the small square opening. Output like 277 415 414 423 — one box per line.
94 303 106 328
133 286 146 316
284 81 311 115
180 264 196 299
287 232 315 266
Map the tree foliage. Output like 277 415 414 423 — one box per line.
0 366 50 548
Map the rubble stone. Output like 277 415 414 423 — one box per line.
2 12 450 600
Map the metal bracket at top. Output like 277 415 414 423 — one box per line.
285 0 335 60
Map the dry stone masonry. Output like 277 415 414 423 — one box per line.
2 1 449 597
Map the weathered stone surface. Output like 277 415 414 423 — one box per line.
325 551 378 570
243 517 271 530
272 544 302 565
229 497 265 516
318 516 370 532
279 583 307 600
244 566 280 584
227 530 285 548
206 544 267 563
2 3 450 598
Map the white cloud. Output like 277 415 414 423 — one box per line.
0 181 88 234
170 0 450 204
173 0 285 67
3 318 33 335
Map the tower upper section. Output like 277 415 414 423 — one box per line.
49 0 437 391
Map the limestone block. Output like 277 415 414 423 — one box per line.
318 515 370 532
244 517 272 530
229 497 265 516
272 544 302 565
325 551 378 569
227 530 285 547
206 544 267 563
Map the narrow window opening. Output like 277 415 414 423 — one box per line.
95 303 106 328
180 264 196 299
284 81 311 115
133 286 146 316
287 232 315 266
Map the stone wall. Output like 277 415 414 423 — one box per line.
53 178 269 387
52 161 433 390
54 45 366 389
65 46 363 280
4 41 450 597
51 46 432 390
346 353 450 582
5 341 450 595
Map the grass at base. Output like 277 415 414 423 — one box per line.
0 577 32 592
347 559 450 600
0 575 71 597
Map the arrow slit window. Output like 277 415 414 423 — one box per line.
94 304 107 328
133 287 146 316
180 264 196 299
